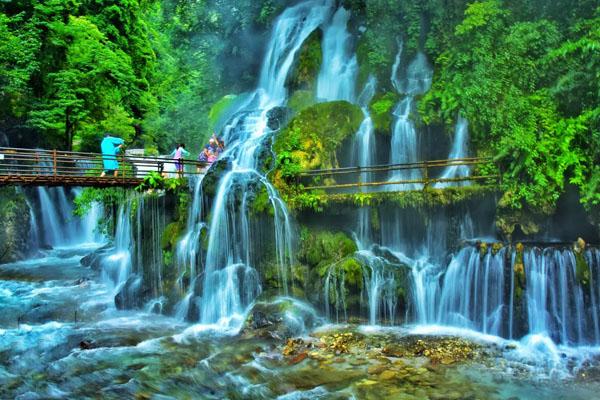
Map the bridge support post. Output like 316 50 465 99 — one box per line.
52 149 57 183
423 161 429 190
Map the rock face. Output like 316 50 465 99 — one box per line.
0 187 31 262
241 298 323 340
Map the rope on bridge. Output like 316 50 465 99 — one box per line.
0 147 207 187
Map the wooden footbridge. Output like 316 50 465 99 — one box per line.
0 147 206 187
296 157 499 192
0 147 497 192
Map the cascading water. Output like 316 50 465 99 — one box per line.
388 50 432 190
174 176 206 320
435 116 471 188
354 77 377 248
523 247 596 346
101 200 133 292
37 187 65 246
323 250 403 325
316 6 357 102
409 244 600 347
199 0 332 329
435 246 507 336
36 187 103 247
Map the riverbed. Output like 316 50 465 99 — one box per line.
2 246 600 399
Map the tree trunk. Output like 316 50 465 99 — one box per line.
65 107 73 151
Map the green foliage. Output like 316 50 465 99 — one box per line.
295 186 497 211
73 187 127 217
1 0 157 150
418 1 599 219
369 92 398 133
135 171 185 192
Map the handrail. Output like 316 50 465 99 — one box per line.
0 147 209 187
296 157 498 192
297 157 492 177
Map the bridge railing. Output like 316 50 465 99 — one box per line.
296 157 499 192
0 147 207 185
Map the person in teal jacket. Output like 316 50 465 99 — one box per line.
100 133 125 177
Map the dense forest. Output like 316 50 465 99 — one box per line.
0 0 598 225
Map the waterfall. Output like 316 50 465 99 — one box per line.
388 51 432 190
199 0 331 329
409 244 600 346
137 195 167 304
524 248 591 345
436 247 506 335
174 176 206 320
323 250 403 325
258 0 333 107
35 187 102 247
435 116 471 188
354 76 377 248
357 251 399 325
37 187 66 246
316 6 358 102
71 187 104 244
101 200 133 292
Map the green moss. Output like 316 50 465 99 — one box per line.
369 92 399 133
496 196 544 241
479 242 488 257
370 207 380 232
298 227 358 273
338 258 364 287
208 94 238 129
491 242 503 255
0 187 31 262
163 250 173 268
513 243 526 300
249 185 272 216
287 30 322 92
290 186 498 212
575 252 590 288
161 222 182 250
288 90 316 114
272 100 363 198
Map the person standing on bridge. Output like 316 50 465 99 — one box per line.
100 133 125 177
172 143 190 178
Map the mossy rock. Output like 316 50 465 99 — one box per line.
287 30 322 92
369 92 399 133
0 187 31 262
272 100 363 196
324 257 364 286
495 196 544 241
298 227 358 271
161 222 183 251
513 243 526 300
574 250 590 288
288 90 316 114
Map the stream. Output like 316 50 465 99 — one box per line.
2 244 600 399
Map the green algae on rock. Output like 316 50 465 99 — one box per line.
369 91 399 133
